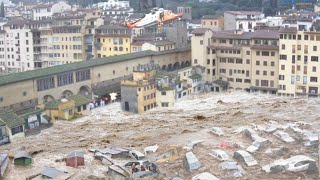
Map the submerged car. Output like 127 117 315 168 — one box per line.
210 127 224 136
262 155 317 173
192 172 219 180
183 152 201 171
273 131 295 143
209 149 230 161
246 137 271 153
234 150 258 167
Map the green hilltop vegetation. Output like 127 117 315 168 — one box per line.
130 0 282 19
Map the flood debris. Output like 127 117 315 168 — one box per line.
129 150 145 160
210 127 224 136
264 124 278 133
89 147 129 158
262 155 317 173
246 137 271 153
209 149 230 161
94 152 114 165
0 154 8 178
14 151 32 165
183 152 201 171
156 146 184 163
184 140 205 150
41 167 69 179
233 150 258 167
302 130 319 147
219 141 243 149
219 161 246 178
66 150 85 168
108 164 130 180
192 172 219 180
273 131 295 143
144 145 159 154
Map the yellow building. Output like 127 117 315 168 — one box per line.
44 95 90 121
201 15 224 31
121 64 157 113
95 25 131 58
192 28 279 94
278 26 320 97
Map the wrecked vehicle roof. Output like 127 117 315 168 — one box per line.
185 140 205 150
234 150 258 167
210 127 224 136
273 131 295 143
184 152 201 171
144 145 159 154
192 172 219 180
41 167 68 179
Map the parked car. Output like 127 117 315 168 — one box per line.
233 150 258 167
209 149 230 161
273 131 295 143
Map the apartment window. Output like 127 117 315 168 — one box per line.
194 59 197 64
283 85 286 90
236 78 242 83
311 35 315 41
313 66 316 72
311 56 318 62
212 59 216 66
256 61 260 65
246 59 250 64
161 92 166 95
271 61 275 66
293 35 296 39
296 75 300 81
304 66 307 74
229 69 233 75
304 45 308 54
220 40 226 44
304 35 309 40
292 65 295 74
313 46 317 51
292 55 296 64
228 78 234 82
279 75 285 80
207 59 210 64
317 36 320 41
297 65 301 71
246 51 250 55
280 55 287 60
22 91 27 96
256 70 260 75
261 80 268 87
236 59 242 64
281 65 285 70
310 77 318 82
281 44 285 50
256 51 260 56
220 58 226 63
57 72 74 87
271 71 275 76
207 69 210 74
297 55 301 61
26 40 29 45
37 77 55 91
255 80 259 86
270 81 274 87
212 69 216 76
280 34 283 39
303 76 307 84
304 56 308 64
298 45 301 50
200 40 203 45
292 45 296 53
76 69 90 82
271 52 275 56
263 71 267 76
11 126 23 135
26 32 28 37
291 76 295 84
263 61 267 66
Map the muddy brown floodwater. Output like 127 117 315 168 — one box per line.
1 92 319 180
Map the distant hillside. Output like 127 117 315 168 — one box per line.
129 0 281 19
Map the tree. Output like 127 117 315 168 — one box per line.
0 2 4 18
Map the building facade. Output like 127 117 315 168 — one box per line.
201 15 224 31
192 28 279 94
224 11 264 32
95 25 131 58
